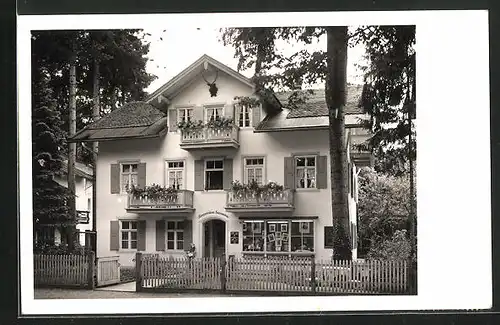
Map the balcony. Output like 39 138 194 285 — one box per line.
225 189 295 215
126 190 195 214
180 126 239 150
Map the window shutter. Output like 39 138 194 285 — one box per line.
110 164 120 194
316 155 328 189
137 220 146 251
183 219 193 251
156 220 165 251
169 109 178 131
284 157 295 189
110 220 119 251
223 159 233 190
194 160 204 191
252 105 261 127
193 105 204 123
137 163 146 188
324 226 334 248
224 103 234 120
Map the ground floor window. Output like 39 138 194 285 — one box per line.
121 221 138 249
166 221 184 250
242 220 314 253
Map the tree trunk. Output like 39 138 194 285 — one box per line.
325 26 351 260
91 57 100 252
67 41 78 251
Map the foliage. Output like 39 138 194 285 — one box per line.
33 242 91 255
176 119 204 131
367 230 411 260
206 116 235 130
234 96 261 108
32 68 73 227
129 184 178 201
230 180 285 196
357 167 416 257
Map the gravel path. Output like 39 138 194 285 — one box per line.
35 288 230 299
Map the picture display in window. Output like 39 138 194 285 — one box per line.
121 163 138 193
242 221 264 251
166 221 184 250
121 221 138 249
295 156 316 189
244 158 264 185
238 105 251 127
166 161 184 189
205 159 224 190
178 108 193 123
206 107 223 122
242 220 314 253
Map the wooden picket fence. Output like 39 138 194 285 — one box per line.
34 252 95 289
136 253 409 295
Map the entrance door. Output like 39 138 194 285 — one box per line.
203 220 226 258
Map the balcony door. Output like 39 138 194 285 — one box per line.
165 160 185 190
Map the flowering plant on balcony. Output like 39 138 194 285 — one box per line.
230 180 285 197
177 119 204 131
206 116 234 130
128 183 178 201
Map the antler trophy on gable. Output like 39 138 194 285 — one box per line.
202 61 219 97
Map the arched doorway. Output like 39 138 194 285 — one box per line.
203 219 226 258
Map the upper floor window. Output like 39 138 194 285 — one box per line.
166 161 185 190
121 163 138 193
205 159 224 190
121 220 138 250
295 156 316 189
178 108 193 124
244 157 264 185
238 105 251 127
206 106 223 122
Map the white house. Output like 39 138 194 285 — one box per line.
35 160 94 247
69 55 372 267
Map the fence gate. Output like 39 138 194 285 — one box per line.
96 256 120 287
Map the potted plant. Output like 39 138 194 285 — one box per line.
177 119 204 132
206 116 234 130
129 184 178 202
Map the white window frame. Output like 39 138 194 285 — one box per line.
120 163 138 193
166 220 185 251
204 158 224 191
243 157 265 185
205 106 224 123
238 104 252 128
120 220 138 251
165 160 186 190
290 220 315 252
177 107 194 124
295 155 317 189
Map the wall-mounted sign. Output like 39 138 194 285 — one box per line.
198 210 230 219
230 231 239 244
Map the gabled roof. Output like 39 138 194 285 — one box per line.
146 54 254 104
68 102 168 142
61 160 93 179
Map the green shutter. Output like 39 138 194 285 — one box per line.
156 220 165 251
223 159 233 190
284 157 295 189
183 219 193 251
137 220 146 251
110 164 120 194
316 155 328 189
169 109 178 132
137 163 146 188
194 160 204 191
110 220 120 251
252 105 261 127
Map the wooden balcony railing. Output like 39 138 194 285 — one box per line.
225 189 295 212
127 190 194 212
180 126 239 149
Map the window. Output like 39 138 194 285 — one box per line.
242 220 315 253
121 221 138 250
205 106 223 122
238 105 251 127
121 163 138 193
205 159 224 190
166 161 185 189
324 226 334 248
166 221 184 250
178 108 193 123
242 221 264 252
244 157 264 185
295 156 316 189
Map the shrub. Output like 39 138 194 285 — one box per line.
367 229 411 260
120 266 136 283
33 242 91 255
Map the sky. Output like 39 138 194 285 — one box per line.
142 27 368 94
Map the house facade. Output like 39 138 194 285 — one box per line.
70 55 371 267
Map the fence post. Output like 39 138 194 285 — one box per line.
87 251 95 290
135 252 143 292
220 254 227 293
310 255 316 293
